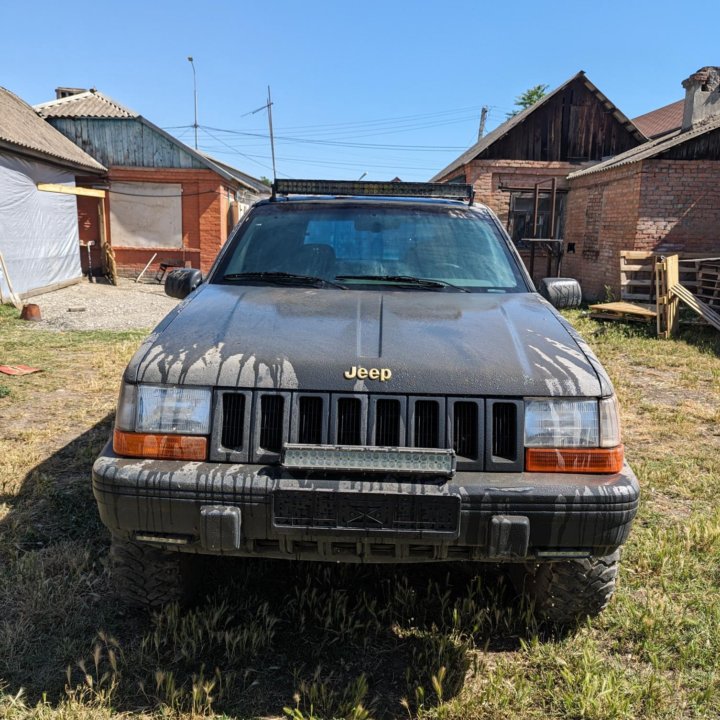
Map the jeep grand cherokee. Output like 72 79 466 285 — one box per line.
92 179 638 624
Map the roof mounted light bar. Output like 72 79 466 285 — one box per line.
272 179 474 204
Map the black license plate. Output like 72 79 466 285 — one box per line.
273 491 460 535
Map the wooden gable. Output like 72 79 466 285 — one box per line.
47 117 207 170
479 77 641 163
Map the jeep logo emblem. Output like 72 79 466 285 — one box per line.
344 366 392 382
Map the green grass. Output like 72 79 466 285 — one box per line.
0 306 719 719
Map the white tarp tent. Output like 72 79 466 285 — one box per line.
0 151 82 297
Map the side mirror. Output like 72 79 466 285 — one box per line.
165 268 203 299
539 277 582 309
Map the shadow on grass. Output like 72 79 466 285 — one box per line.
0 417 538 719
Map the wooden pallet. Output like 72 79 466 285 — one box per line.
697 262 720 309
589 301 656 323
620 251 656 302
620 251 716 303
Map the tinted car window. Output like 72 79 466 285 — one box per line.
216 203 527 291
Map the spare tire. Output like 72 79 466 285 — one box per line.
539 277 582 309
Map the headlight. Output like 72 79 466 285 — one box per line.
116 383 212 435
524 399 599 447
524 396 624 474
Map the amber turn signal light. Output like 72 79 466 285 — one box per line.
113 429 208 461
525 445 624 474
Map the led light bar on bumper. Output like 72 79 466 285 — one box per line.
113 383 212 460
282 444 456 476
524 397 624 474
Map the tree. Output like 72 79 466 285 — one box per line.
506 84 549 119
260 176 272 187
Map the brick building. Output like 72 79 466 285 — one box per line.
431 72 645 251
433 67 720 299
563 68 720 298
35 89 269 277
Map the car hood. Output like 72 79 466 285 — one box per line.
127 284 606 397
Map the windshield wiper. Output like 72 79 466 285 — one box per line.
335 274 470 292
223 271 346 289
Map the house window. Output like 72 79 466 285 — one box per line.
507 192 565 245
109 181 182 248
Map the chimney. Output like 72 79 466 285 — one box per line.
54 87 87 99
681 66 720 131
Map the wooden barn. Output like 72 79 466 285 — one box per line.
35 89 269 277
431 71 646 252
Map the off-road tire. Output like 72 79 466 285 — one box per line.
525 550 620 626
539 277 582 309
110 536 194 610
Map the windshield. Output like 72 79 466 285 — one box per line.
214 203 528 292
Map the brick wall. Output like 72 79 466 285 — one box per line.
635 160 720 254
564 165 642 300
106 167 228 276
456 159 577 227
564 160 720 300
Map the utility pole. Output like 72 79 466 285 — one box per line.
477 105 488 141
187 56 198 149
267 86 277 181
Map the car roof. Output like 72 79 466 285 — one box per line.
256 195 479 209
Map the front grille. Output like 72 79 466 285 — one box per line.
260 395 285 452
492 402 517 461
213 391 521 471
221 393 245 450
298 396 323 444
337 397 362 445
453 401 479 459
414 400 440 448
375 399 401 446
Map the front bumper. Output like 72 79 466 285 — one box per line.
92 442 639 563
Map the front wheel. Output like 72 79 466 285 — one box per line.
520 550 620 626
110 536 196 610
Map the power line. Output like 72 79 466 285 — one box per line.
200 125 467 151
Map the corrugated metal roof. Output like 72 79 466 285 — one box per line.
0 87 106 173
35 90 138 119
430 71 646 182
568 113 720 179
632 100 684 139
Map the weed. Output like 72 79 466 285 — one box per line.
286 669 372 720
1 305 720 719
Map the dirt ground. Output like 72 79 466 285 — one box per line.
25 278 179 331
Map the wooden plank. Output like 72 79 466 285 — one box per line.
0 250 23 309
588 301 656 318
671 283 720 331
620 251 655 260
37 183 106 198
620 263 655 272
665 255 680 337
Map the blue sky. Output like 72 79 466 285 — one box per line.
2 0 717 182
